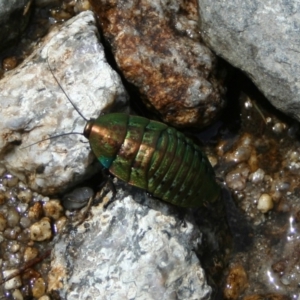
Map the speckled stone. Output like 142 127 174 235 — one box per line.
0 11 128 195
48 181 211 300
89 0 225 128
30 217 52 241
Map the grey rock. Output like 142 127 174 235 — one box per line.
198 0 300 122
0 0 32 50
48 180 211 300
0 11 128 195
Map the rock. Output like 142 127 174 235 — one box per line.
62 186 94 210
23 246 39 262
32 277 46 298
43 200 64 220
2 269 22 290
223 264 248 300
257 193 273 213
30 217 52 241
89 0 226 128
48 180 211 299
0 11 128 195
198 1 300 124
0 0 32 51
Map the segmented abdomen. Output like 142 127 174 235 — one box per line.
86 113 220 207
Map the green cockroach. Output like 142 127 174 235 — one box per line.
83 113 220 207
48 58 220 208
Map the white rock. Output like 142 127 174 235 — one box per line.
257 193 273 213
0 11 128 195
3 269 22 290
48 181 211 300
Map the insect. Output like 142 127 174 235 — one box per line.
48 55 220 208
83 113 220 207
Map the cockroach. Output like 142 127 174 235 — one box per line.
38 53 221 208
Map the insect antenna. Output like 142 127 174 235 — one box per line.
20 132 84 149
46 49 88 122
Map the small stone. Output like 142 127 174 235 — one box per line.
55 216 67 234
38 296 51 300
272 122 286 134
249 168 265 183
3 269 22 290
3 226 21 240
225 163 250 191
10 242 20 253
19 216 31 229
7 207 20 227
43 200 64 220
32 277 46 298
28 202 43 220
30 217 52 241
3 174 19 187
257 194 273 213
243 294 290 300
223 264 248 300
17 189 33 203
24 247 39 262
12 289 23 300
2 56 18 71
0 212 7 231
0 192 6 204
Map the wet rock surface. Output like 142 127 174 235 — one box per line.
212 86 300 299
198 0 300 125
89 0 226 128
0 11 128 195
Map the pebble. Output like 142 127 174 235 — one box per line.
243 294 289 300
38 295 51 300
12 289 23 300
0 192 6 204
3 174 19 187
30 217 52 241
3 226 21 240
2 56 18 71
24 246 39 262
257 194 273 213
62 187 94 210
54 216 67 234
0 212 7 231
7 207 20 227
223 264 248 300
272 122 286 134
28 202 43 220
249 168 265 183
32 277 46 298
17 189 33 203
3 269 22 290
19 216 31 229
225 163 250 191
43 200 64 220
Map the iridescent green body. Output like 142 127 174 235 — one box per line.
84 113 220 207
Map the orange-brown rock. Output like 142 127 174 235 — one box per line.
89 0 226 128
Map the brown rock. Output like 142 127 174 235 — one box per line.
224 264 248 300
89 0 225 128
243 294 290 300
